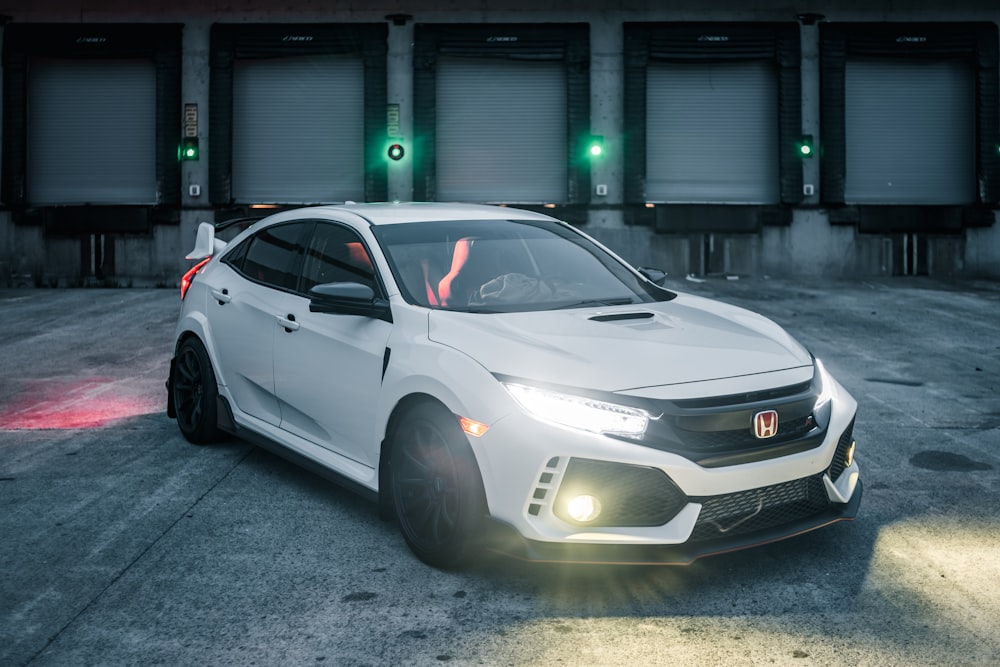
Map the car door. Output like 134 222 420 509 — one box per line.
210 221 309 426
272 221 392 467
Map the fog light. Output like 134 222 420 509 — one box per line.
845 440 856 468
566 494 602 523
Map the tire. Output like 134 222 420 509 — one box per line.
172 337 222 444
389 401 485 568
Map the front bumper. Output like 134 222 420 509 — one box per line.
483 479 862 565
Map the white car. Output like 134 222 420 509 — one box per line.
167 202 861 568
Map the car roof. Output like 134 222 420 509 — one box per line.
260 202 561 228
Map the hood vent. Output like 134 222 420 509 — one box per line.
589 311 655 323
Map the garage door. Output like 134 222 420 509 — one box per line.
232 54 364 204
28 59 157 205
845 57 975 204
435 56 567 203
646 60 779 204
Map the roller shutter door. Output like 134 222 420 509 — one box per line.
845 57 974 204
28 59 157 205
232 55 364 204
436 57 567 203
646 61 779 204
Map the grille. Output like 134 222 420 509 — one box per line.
827 418 856 481
636 374 826 466
689 474 829 542
677 415 815 453
553 458 687 527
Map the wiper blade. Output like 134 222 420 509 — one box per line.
552 297 636 310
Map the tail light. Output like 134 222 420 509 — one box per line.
180 257 211 300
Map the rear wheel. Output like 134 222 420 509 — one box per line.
390 401 485 568
172 337 221 444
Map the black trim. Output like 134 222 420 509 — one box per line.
484 480 862 565
208 23 388 206
412 23 590 206
230 420 379 505
2 23 183 218
166 358 177 419
820 22 1000 224
652 204 793 234
216 394 238 433
37 206 158 236
623 22 803 230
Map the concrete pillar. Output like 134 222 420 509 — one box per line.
799 18 821 205
588 15 624 229
174 19 213 281
386 18 414 201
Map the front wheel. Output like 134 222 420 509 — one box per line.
172 337 222 444
389 401 485 568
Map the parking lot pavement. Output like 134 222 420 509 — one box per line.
1 278 998 666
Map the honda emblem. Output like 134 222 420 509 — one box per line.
753 410 779 439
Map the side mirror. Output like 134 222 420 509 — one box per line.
309 282 393 323
638 267 668 286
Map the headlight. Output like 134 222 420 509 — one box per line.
812 358 835 429
504 383 651 438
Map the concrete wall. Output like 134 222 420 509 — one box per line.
0 0 998 285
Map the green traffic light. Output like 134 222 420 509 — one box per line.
587 135 604 159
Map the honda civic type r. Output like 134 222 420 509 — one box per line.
167 202 861 568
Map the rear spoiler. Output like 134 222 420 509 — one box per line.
186 216 267 260
186 222 228 260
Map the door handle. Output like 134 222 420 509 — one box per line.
278 313 300 333
211 288 231 305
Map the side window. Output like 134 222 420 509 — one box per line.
221 235 250 271
239 222 307 290
300 223 376 293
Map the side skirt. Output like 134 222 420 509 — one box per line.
216 395 379 506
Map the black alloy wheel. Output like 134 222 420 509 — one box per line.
172 337 221 444
390 401 485 568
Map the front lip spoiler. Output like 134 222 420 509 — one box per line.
483 480 863 566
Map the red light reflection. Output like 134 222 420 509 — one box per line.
0 377 160 430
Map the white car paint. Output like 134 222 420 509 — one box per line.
170 202 861 567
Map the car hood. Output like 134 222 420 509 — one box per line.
427 293 812 393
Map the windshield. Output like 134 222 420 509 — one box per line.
372 218 674 313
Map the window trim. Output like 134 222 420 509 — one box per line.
224 220 386 299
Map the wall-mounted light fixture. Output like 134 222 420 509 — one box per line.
385 14 412 26
796 13 825 26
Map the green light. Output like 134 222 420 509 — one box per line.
587 135 604 159
797 134 814 159
180 137 199 161
387 143 405 161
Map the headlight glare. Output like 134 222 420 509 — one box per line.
504 383 650 437
812 358 835 429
